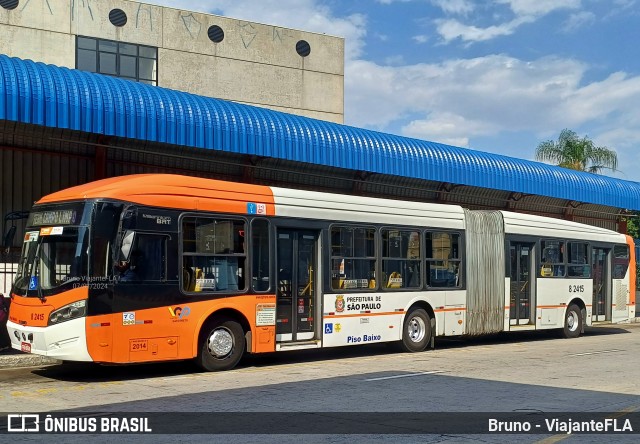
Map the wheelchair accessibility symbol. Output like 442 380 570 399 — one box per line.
324 323 333 334
29 277 38 291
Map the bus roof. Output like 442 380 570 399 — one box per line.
34 174 625 240
37 174 276 214
36 174 467 227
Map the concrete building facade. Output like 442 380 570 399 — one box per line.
0 0 344 122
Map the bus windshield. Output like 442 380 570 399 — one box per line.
13 227 89 297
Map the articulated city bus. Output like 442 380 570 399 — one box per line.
6 174 635 371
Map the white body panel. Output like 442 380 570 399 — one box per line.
322 290 468 347
612 278 632 322
501 212 626 244
268 189 632 344
7 318 92 361
272 187 466 229
535 278 593 329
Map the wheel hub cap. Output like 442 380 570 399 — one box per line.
567 312 578 331
208 328 233 358
408 317 426 343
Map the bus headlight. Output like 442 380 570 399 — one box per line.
48 300 87 325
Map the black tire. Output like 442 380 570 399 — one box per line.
561 304 583 339
401 308 432 352
196 317 245 371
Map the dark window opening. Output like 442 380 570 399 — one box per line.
296 40 311 57
76 36 157 86
208 25 225 43
109 9 128 27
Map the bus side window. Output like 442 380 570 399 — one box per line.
251 219 270 292
381 229 421 289
181 217 246 293
117 233 167 282
331 226 376 290
613 244 630 279
426 231 461 288
567 242 590 277
541 240 565 277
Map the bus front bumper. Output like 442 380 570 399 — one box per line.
7 318 92 362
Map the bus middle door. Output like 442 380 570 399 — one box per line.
276 229 317 343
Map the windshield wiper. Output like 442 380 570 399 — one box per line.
26 242 46 301
34 258 45 302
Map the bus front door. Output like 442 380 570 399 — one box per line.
592 247 609 322
510 242 533 325
276 229 317 342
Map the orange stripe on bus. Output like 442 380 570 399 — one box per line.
504 305 578 310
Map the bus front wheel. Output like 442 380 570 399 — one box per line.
401 308 432 352
197 317 245 371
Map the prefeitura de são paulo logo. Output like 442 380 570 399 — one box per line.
335 295 345 313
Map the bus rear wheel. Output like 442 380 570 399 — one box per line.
197 317 245 371
401 308 431 352
561 304 583 339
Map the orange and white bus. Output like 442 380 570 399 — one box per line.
6 174 635 371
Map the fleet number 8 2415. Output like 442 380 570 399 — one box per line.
569 285 584 293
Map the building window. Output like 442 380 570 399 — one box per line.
0 0 19 10
109 9 128 27
296 40 311 57
76 36 157 85
208 25 225 43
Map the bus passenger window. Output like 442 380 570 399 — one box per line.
381 229 421 289
331 226 376 290
252 219 270 292
541 240 565 277
613 245 630 279
426 232 461 288
181 217 246 293
567 242 590 277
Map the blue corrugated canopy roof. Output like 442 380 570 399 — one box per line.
2 54 640 210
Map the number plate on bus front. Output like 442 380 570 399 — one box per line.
21 342 31 353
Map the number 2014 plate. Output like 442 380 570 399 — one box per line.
130 339 148 352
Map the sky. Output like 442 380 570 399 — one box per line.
148 0 640 182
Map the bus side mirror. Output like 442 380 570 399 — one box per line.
119 230 135 262
3 225 16 251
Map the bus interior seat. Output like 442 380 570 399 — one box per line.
183 266 195 291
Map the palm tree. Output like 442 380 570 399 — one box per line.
535 129 618 174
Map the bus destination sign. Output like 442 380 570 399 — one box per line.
29 210 78 226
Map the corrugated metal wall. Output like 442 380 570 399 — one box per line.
0 146 93 293
1 147 93 237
